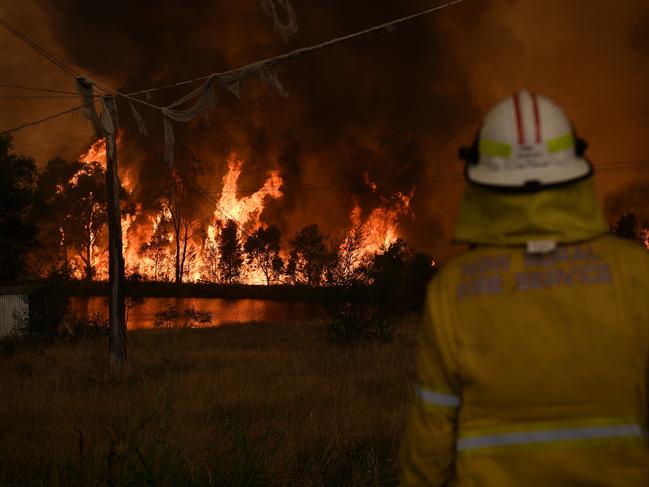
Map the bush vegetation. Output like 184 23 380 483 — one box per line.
0 319 418 486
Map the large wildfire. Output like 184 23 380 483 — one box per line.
68 137 413 284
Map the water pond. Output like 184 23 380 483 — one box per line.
70 297 326 329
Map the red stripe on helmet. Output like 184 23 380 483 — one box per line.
513 92 524 144
531 92 541 143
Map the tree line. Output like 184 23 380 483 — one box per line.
2 133 645 288
0 134 435 290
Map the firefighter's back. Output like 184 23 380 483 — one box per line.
444 234 649 485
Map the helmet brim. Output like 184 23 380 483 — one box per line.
465 156 593 191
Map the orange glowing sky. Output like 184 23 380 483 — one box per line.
0 0 648 260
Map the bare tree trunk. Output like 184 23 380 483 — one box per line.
103 95 127 368
85 241 92 281
85 221 92 281
179 223 189 282
175 230 181 284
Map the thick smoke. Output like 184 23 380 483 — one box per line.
2 0 648 258
26 0 494 253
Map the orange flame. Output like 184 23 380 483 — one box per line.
341 173 414 266
68 139 419 283
215 152 283 229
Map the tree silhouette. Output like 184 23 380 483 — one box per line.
287 224 329 286
0 135 37 283
159 152 203 284
218 219 243 284
140 215 172 281
244 225 283 285
34 157 83 273
65 162 107 280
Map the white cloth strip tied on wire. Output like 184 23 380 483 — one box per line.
162 75 219 167
162 62 288 166
128 99 148 136
120 0 463 102
75 77 106 137
259 0 298 42
75 77 118 138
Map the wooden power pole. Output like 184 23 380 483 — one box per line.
103 95 128 367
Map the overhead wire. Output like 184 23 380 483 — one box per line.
0 95 83 100
0 105 83 136
0 16 84 81
0 83 84 96
118 0 465 108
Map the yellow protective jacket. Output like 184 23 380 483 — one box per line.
400 179 649 486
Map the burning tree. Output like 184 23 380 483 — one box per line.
328 224 366 285
159 153 204 284
140 212 173 281
286 224 331 286
65 161 107 281
218 219 244 284
34 157 81 274
35 157 108 280
200 236 220 283
244 224 284 285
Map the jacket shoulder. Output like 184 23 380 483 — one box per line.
596 233 649 263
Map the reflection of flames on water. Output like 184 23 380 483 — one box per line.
68 139 413 283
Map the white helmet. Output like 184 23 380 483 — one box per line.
460 90 592 189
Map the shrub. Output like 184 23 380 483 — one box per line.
325 300 398 346
59 312 109 339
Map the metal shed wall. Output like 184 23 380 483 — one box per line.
0 294 28 337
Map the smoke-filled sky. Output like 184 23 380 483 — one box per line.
1 0 648 259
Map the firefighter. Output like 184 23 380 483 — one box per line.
400 90 649 486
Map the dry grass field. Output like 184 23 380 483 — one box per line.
0 318 419 486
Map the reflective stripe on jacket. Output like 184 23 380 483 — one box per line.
400 234 649 486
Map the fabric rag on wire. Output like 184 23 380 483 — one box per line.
161 63 287 166
259 0 298 41
75 77 118 138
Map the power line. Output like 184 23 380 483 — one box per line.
0 16 113 97
0 16 83 80
0 105 83 136
0 95 82 100
120 0 465 106
0 83 82 96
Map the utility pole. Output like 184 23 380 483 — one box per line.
103 95 128 367
76 80 127 367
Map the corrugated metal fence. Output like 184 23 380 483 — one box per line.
0 294 28 337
